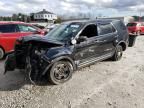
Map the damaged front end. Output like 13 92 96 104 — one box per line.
4 36 63 84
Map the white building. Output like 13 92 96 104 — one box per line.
34 9 57 22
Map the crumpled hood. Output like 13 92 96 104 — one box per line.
17 35 64 46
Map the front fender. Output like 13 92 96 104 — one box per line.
45 46 73 60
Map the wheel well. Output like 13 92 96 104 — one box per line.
42 57 76 76
119 42 126 51
58 58 76 70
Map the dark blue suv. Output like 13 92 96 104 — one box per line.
5 19 129 85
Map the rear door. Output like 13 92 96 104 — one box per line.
0 24 20 52
96 23 116 55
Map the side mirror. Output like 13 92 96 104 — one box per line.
78 36 88 43
71 39 77 45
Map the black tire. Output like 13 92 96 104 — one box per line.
48 61 73 85
0 47 5 60
111 45 123 61
128 35 137 47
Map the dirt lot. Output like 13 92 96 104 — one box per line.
0 36 144 108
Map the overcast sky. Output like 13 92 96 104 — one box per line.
0 0 144 17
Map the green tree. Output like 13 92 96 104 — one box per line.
54 17 62 24
132 16 140 21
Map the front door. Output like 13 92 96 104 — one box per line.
97 23 116 55
74 24 101 66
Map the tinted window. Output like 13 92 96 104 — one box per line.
0 24 18 33
18 25 37 32
98 23 116 35
80 24 98 38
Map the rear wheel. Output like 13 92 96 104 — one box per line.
0 47 5 60
111 45 123 61
48 61 73 85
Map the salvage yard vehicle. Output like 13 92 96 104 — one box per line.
0 21 47 59
4 19 129 85
127 22 144 35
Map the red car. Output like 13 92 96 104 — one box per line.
127 22 144 35
0 21 46 59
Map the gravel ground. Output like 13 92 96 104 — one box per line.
0 36 144 108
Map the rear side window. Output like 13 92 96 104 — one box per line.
0 24 18 33
98 23 116 35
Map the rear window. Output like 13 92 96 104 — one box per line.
0 24 18 33
127 23 137 27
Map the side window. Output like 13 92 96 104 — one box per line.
18 25 37 32
0 24 18 33
80 24 98 38
98 23 116 35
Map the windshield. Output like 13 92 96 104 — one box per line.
45 23 83 42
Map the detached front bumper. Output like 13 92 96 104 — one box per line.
4 53 16 74
4 52 51 76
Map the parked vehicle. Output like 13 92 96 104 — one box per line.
5 19 129 85
0 21 47 59
127 22 144 35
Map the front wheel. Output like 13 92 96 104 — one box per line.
111 45 123 61
0 47 5 60
48 61 73 85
